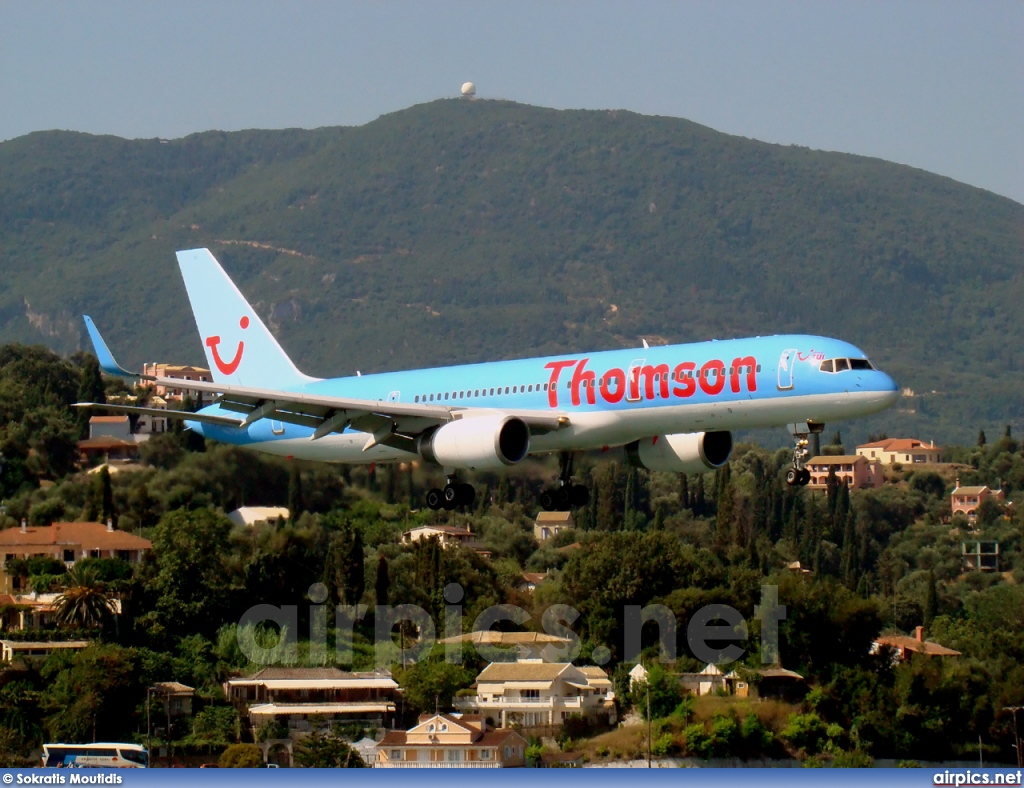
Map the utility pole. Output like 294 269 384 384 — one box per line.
1004 706 1023 768
646 680 651 769
146 688 152 759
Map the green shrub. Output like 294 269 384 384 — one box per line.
219 744 263 768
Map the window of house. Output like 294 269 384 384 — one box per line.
427 724 435 733
439 723 448 732
390 750 401 760
447 749 461 762
90 550 101 559
480 749 492 760
522 689 540 699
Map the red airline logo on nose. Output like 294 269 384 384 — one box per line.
206 316 249 375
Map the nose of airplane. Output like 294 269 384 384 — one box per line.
878 372 900 407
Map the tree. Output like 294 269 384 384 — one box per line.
76 355 105 437
219 743 264 768
324 524 365 606
294 729 366 767
288 463 305 524
978 430 987 447
395 659 475 716
54 565 116 630
374 554 389 607
146 508 234 638
627 663 684 720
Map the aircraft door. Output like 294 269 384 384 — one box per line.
777 349 797 391
626 359 645 402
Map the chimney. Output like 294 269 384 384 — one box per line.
106 518 114 532
915 625 924 643
19 519 26 534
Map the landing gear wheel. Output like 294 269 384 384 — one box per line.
426 488 443 510
799 469 811 486
570 485 589 507
553 486 571 510
540 490 557 511
786 469 799 486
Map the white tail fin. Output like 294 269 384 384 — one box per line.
176 248 317 388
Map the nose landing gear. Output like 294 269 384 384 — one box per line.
786 422 824 487
540 451 589 511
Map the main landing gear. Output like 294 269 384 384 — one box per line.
426 476 476 511
785 422 824 487
540 452 590 511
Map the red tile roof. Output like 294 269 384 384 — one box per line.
0 522 151 551
857 438 941 452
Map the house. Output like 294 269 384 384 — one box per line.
1 639 90 662
518 573 547 593
951 482 1004 520
856 438 943 465
872 626 961 662
628 663 648 690
76 436 140 465
0 521 151 594
227 507 290 528
962 541 999 571
375 713 526 768
805 455 884 490
224 667 400 739
133 396 168 436
454 661 615 729
748 666 805 701
402 525 491 557
680 663 731 696
151 682 196 719
533 511 574 542
89 415 131 440
142 363 215 406
438 631 572 663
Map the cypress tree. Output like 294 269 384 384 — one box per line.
678 473 690 511
344 527 365 606
923 570 938 630
978 429 987 447
693 474 706 518
288 464 305 523
76 355 106 437
99 465 115 524
374 554 389 607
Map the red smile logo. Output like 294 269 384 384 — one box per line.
206 316 249 375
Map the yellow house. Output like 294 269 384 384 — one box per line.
375 713 526 768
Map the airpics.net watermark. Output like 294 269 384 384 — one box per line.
932 770 1023 786
234 583 787 668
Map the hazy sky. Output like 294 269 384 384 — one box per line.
2 1 1021 203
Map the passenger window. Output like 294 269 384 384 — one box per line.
543 383 548 391
528 385 533 392
415 395 419 403
505 387 510 394
835 358 850 372
819 359 834 373
513 386 517 394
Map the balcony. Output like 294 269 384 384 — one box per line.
453 695 585 710
375 761 503 768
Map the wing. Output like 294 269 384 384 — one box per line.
148 376 570 451
73 402 244 428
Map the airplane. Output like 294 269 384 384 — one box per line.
78 248 900 511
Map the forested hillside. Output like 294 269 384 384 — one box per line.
1 99 1021 443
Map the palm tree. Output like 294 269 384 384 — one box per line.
54 565 116 630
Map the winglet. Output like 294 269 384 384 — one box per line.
82 316 138 378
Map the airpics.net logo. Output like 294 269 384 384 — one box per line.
933 770 1023 786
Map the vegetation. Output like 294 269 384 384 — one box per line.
0 305 1021 767
0 100 1021 444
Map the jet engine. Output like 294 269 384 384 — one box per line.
417 415 531 471
624 431 733 474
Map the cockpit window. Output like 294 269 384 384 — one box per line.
820 357 876 373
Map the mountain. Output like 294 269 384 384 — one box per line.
1 99 1021 444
